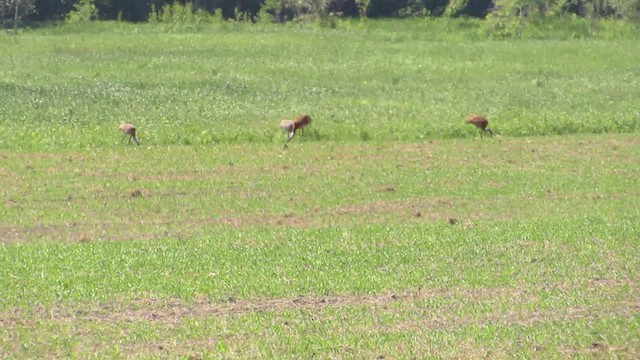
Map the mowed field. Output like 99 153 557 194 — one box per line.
1 20 640 358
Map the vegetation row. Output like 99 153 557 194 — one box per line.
4 0 640 31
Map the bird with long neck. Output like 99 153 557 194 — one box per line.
119 123 140 145
465 115 493 139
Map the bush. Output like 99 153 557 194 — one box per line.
66 0 99 24
609 0 640 20
148 2 219 25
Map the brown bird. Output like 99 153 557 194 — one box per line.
119 123 140 145
465 115 493 139
279 114 312 148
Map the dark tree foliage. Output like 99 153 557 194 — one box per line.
6 0 638 24
342 0 360 16
94 0 150 21
366 0 409 17
238 0 263 21
563 0 617 17
424 0 449 16
31 0 75 21
326 0 360 17
194 0 216 12
457 0 492 17
219 0 236 19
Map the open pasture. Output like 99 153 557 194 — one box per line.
2 135 639 358
0 20 639 150
1 20 639 358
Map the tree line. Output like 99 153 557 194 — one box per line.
2 0 639 27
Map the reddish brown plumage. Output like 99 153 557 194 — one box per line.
465 115 493 139
279 114 312 147
465 115 489 130
293 114 311 131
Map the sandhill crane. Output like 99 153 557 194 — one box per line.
119 123 140 145
465 115 493 139
279 114 312 148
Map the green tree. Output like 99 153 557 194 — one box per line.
66 0 98 23
608 0 640 19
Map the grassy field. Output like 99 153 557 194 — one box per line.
1 19 640 150
1 19 639 358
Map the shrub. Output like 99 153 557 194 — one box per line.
66 0 99 24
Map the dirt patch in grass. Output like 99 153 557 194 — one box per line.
0 187 631 244
0 222 170 243
0 291 406 328
3 135 640 244
2 282 637 357
561 341 638 356
4 281 637 328
0 196 484 244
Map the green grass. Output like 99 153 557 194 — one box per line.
1 216 638 303
2 214 639 358
1 19 640 151
1 135 638 242
1 19 639 358
1 134 639 358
